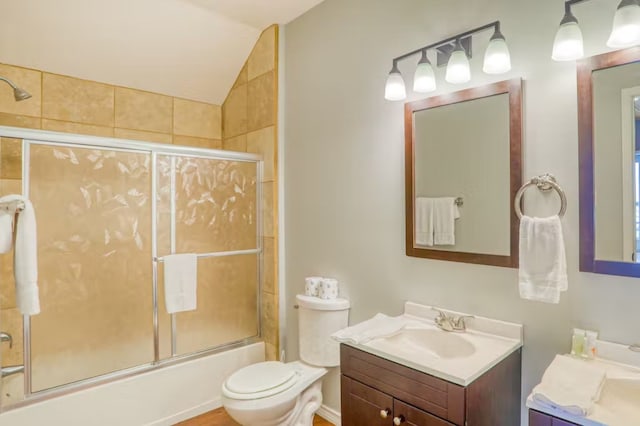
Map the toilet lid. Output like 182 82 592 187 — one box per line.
225 361 298 397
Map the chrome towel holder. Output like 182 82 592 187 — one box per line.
514 174 567 219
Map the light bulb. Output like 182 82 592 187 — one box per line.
384 64 406 101
552 10 584 61
607 0 640 48
413 51 436 93
445 41 471 84
483 29 511 74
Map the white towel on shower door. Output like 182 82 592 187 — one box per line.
164 253 198 314
0 194 40 315
518 215 568 304
0 210 14 254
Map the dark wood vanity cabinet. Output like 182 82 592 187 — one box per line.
340 344 521 426
529 410 578 426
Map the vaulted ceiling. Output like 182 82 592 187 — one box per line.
0 0 326 104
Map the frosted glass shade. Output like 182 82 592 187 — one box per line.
483 37 511 74
445 49 471 84
413 61 436 93
607 2 640 48
552 21 584 61
384 71 406 101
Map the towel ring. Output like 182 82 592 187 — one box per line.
514 174 567 219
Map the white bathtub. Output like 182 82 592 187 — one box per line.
0 342 264 426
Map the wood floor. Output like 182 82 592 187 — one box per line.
175 407 333 426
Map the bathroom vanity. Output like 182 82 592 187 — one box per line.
338 302 523 426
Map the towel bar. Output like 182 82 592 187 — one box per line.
514 174 567 219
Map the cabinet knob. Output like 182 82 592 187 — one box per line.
393 415 406 425
379 408 391 419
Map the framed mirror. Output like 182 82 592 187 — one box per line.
405 79 522 267
578 47 640 277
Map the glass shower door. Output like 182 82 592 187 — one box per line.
28 143 154 392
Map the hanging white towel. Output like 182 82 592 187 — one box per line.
164 253 198 314
519 215 568 304
532 355 606 417
0 211 14 254
0 195 40 315
433 197 460 246
415 198 434 246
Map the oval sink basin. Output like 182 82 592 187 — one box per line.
371 328 476 359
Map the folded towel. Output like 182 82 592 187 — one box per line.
415 198 434 246
0 195 40 315
164 253 198 314
331 313 410 345
519 215 568 304
532 355 606 417
433 197 460 246
0 210 14 254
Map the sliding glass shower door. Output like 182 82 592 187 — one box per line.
4 136 263 399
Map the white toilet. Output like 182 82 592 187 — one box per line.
222 294 350 426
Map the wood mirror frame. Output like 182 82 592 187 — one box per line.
578 47 640 277
404 79 522 267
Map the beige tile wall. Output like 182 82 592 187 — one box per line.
222 25 279 361
0 63 222 147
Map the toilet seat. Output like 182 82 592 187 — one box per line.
222 361 300 400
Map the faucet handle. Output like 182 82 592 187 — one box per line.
452 315 474 330
431 308 449 320
0 332 13 349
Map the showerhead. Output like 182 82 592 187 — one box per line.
13 87 31 102
0 76 32 102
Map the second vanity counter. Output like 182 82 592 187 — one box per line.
343 301 524 386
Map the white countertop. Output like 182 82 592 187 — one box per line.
526 340 640 426
345 302 523 386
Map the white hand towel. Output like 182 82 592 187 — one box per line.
164 253 198 314
532 355 606 417
0 211 14 254
415 198 434 246
0 195 40 315
331 313 410 345
433 197 460 246
519 215 568 304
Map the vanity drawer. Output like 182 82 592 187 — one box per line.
394 400 456 426
341 344 465 425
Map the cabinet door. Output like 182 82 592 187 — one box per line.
529 410 578 426
393 400 456 426
341 375 393 426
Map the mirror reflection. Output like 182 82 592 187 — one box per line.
405 79 521 268
413 94 510 255
593 61 640 263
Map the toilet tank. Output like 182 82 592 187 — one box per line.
296 294 350 367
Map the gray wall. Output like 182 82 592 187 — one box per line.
283 0 640 424
414 93 510 255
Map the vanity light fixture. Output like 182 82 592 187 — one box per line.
384 20 511 101
413 51 437 93
552 0 585 61
607 0 640 48
552 0 640 61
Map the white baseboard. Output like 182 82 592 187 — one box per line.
146 398 222 426
317 404 341 425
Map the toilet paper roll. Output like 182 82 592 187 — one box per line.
319 278 339 300
304 277 323 297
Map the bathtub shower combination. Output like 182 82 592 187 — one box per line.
0 126 263 410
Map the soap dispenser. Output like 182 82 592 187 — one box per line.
571 328 586 358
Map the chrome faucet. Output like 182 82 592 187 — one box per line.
0 332 12 348
433 309 474 332
1 365 24 378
